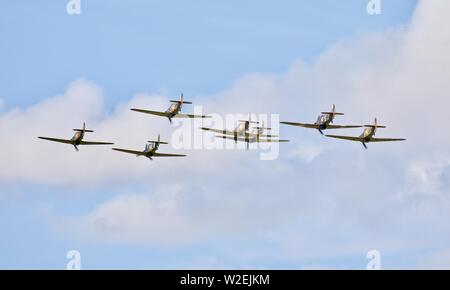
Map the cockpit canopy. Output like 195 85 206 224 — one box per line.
71 131 83 141
316 114 330 124
167 103 178 113
144 143 155 152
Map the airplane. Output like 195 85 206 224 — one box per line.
112 134 186 160
280 104 362 135
38 122 114 151
201 116 277 144
325 118 406 149
215 121 289 149
130 93 210 123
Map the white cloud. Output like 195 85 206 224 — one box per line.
58 184 300 246
0 79 244 185
407 159 450 195
289 142 330 162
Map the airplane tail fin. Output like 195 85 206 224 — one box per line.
322 104 344 115
74 122 94 133
148 134 169 145
254 121 272 131
240 114 259 131
364 118 386 128
170 93 193 104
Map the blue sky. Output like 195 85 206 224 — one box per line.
1 0 416 108
5 0 450 270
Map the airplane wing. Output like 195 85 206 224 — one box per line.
130 108 170 117
112 148 146 156
201 127 236 135
280 122 319 129
326 124 363 129
174 113 211 119
38 137 74 144
217 135 289 143
255 139 289 143
369 137 406 142
245 132 279 138
152 152 187 157
80 141 114 145
325 135 363 142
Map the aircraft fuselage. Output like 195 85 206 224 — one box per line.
166 102 182 116
360 127 376 142
70 131 84 145
315 114 334 129
143 143 158 159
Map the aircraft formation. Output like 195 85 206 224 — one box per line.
38 94 406 160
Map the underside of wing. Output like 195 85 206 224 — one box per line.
216 135 289 143
112 148 145 156
254 139 290 143
152 152 187 157
280 122 319 129
130 108 170 117
174 113 211 119
216 135 242 141
325 135 363 142
369 137 406 142
80 141 114 145
38 137 73 144
246 133 279 138
327 124 363 129
201 127 236 135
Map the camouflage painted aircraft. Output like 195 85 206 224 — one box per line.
112 134 186 160
281 104 362 135
130 93 210 124
325 118 406 149
201 116 278 146
38 122 114 151
216 121 290 150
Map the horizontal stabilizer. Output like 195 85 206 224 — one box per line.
254 126 272 130
322 112 344 115
148 140 169 145
170 100 193 104
239 120 259 124
74 129 94 132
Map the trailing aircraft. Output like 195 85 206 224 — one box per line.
130 93 210 124
325 118 406 149
38 122 114 151
112 134 186 160
281 104 362 135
